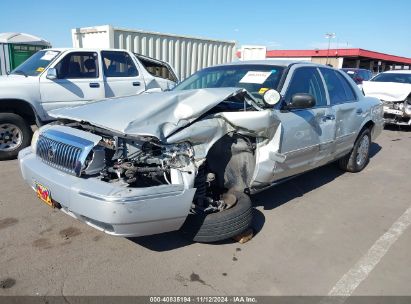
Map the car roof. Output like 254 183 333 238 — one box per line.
211 60 321 68
341 68 370 71
44 48 130 52
381 70 411 74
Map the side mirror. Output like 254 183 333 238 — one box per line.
286 93 316 110
46 68 58 80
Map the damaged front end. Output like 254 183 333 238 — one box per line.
19 88 280 237
382 96 411 126
35 124 197 187
363 81 411 126
20 123 198 236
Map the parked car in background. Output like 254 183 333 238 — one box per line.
0 48 178 160
19 61 384 243
363 70 411 126
341 68 373 89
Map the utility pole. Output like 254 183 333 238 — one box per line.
325 33 336 65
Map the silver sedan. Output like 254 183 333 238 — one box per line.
19 61 384 242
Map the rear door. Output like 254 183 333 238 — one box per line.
319 67 362 156
101 51 146 98
270 66 336 181
39 51 104 114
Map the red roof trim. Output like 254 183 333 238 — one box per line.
265 48 411 64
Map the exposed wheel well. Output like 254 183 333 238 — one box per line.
0 99 37 125
361 120 375 139
205 133 256 192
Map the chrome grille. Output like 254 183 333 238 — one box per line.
35 126 100 176
37 135 83 175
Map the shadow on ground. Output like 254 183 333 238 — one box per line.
128 231 193 252
384 125 411 132
128 143 381 252
128 208 266 251
252 142 381 211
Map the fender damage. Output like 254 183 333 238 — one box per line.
50 87 282 164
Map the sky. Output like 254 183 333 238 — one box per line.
1 0 411 57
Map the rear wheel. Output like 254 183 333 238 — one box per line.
0 113 32 160
180 191 253 243
338 128 371 172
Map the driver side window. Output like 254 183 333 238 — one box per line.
285 67 327 107
54 52 98 79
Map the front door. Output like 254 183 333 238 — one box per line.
39 51 104 117
252 66 336 186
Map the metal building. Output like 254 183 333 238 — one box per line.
0 32 51 75
72 25 236 80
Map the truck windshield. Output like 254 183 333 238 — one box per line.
10 50 60 77
173 64 285 102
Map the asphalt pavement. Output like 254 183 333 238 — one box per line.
0 127 410 296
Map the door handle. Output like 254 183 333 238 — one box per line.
132 81 140 86
356 108 363 115
89 82 100 88
322 114 335 121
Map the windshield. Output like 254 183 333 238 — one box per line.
173 64 285 101
10 50 60 77
371 73 411 84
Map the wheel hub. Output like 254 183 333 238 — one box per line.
0 124 23 152
356 135 370 167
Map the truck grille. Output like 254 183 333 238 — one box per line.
37 135 83 175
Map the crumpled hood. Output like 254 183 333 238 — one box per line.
50 88 255 140
363 81 411 102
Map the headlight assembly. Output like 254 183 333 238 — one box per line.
31 129 40 153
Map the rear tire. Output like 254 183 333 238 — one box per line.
0 113 32 161
338 128 371 173
180 191 253 243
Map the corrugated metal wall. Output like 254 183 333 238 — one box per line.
72 25 236 80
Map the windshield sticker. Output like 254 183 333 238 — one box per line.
259 87 269 95
347 71 355 74
240 71 272 84
40 51 59 61
36 67 45 73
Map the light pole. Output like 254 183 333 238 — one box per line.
325 33 336 65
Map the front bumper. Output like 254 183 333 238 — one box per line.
18 148 196 237
383 106 411 126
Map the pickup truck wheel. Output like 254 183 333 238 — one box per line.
338 128 371 173
180 191 253 243
0 113 32 160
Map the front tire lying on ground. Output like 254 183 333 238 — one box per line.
338 128 371 173
180 191 253 243
0 113 32 161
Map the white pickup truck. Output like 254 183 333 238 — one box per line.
0 48 178 160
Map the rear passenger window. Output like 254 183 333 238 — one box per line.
285 67 327 107
137 55 177 82
101 51 138 77
320 68 356 105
